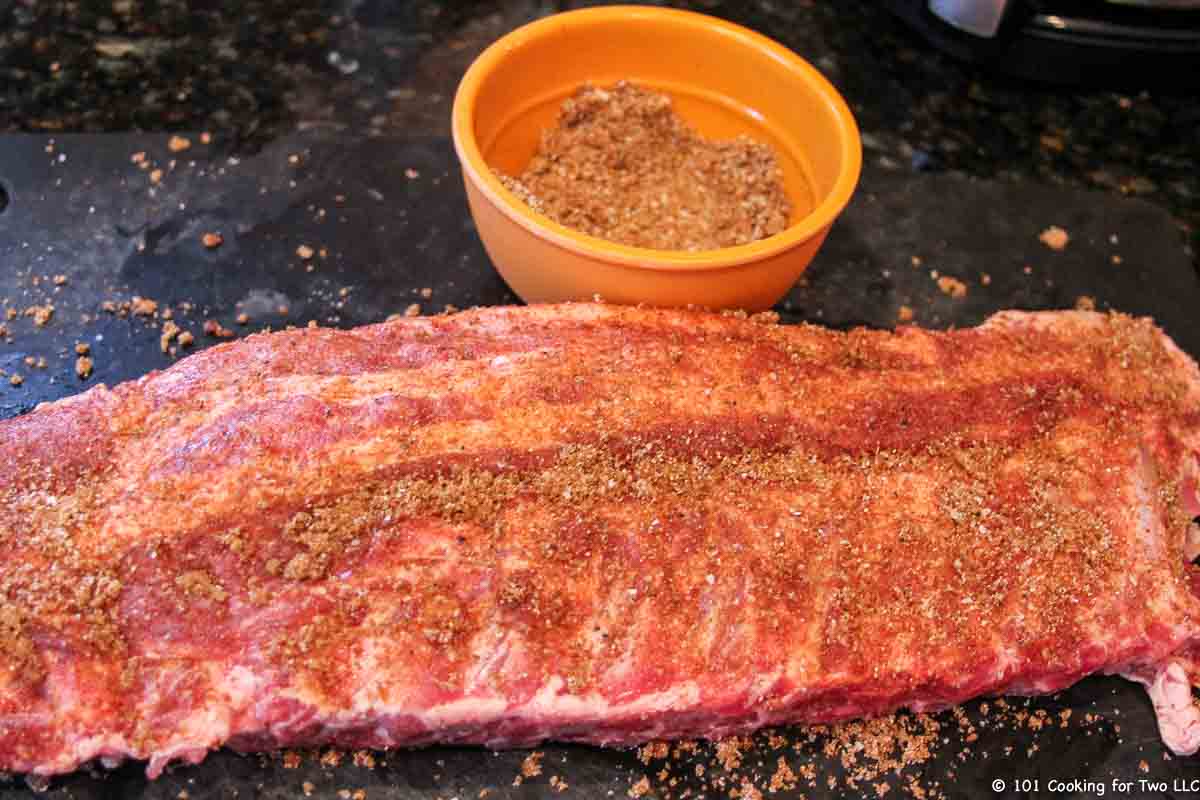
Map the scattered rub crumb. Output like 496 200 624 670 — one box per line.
236 312 249 325
897 305 914 323
980 273 992 286
628 776 651 798
301 781 314 797
352 750 376 769
167 135 191 153
715 736 749 771
1139 760 1150 773
174 570 227 603
75 357 93 379
52 274 67 286
405 303 421 317
639 741 670 764
75 342 90 355
737 779 763 800
769 757 798 792
149 168 163 184
1074 295 1096 311
160 321 180 352
131 296 158 317
1111 254 1123 265
1038 225 1069 251
9 374 23 386
200 132 212 145
937 276 967 298
130 151 146 165
203 319 234 338
420 287 433 299
201 232 224 249
521 751 543 778
25 304 54 326
178 331 195 348
549 775 568 793
296 244 315 260
277 305 289 315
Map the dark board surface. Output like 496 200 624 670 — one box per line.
0 132 1198 799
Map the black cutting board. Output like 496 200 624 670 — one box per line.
0 132 1198 800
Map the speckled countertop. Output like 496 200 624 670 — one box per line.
1 0 1196 261
0 5 1199 798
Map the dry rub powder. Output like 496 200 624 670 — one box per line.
496 81 793 251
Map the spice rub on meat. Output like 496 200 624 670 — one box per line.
1 304 1200 778
496 81 793 251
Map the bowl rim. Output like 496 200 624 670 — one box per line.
451 5 862 271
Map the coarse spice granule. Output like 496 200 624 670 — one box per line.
495 81 792 252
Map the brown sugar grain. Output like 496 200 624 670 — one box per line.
496 82 792 252
1038 225 1069 251
936 276 967 299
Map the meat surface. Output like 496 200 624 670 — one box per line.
2 304 1200 779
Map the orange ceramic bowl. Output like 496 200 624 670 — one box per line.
451 6 861 310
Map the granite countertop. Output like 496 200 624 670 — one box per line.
1 0 1196 268
1 4 1199 798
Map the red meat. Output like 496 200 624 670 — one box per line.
2 304 1199 778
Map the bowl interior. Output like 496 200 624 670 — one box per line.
465 7 857 240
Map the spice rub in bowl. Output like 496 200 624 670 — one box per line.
451 6 861 309
495 82 792 252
